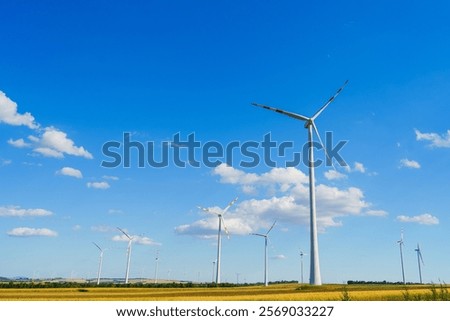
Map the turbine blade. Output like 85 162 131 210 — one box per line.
252 103 310 122
251 233 266 237
117 227 132 240
266 220 277 235
221 216 230 239
311 121 336 170
418 248 425 265
92 242 102 251
198 206 221 216
311 80 349 121
222 196 238 215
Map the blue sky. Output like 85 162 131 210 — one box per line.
1 0 450 284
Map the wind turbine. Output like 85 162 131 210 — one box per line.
117 227 133 284
299 249 307 284
415 243 424 284
252 80 348 285
251 220 277 287
154 250 159 284
92 242 105 285
198 196 238 284
398 230 406 284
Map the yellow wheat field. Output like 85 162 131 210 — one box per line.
0 284 447 301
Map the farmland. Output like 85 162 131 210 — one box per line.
0 283 448 301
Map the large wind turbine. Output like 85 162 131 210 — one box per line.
398 230 406 284
117 227 133 284
251 220 277 287
198 197 238 284
252 80 348 285
415 243 424 284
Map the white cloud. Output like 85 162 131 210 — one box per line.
0 205 53 217
56 167 83 179
91 225 115 233
415 129 450 148
1 158 12 166
0 91 39 129
87 181 110 189
9 128 93 160
7 227 58 237
108 209 124 215
175 164 383 237
213 164 308 195
399 158 421 169
36 127 93 159
72 224 82 231
112 234 161 246
7 138 31 148
344 162 366 173
324 170 347 180
353 162 366 173
396 213 439 225
365 209 388 217
271 254 287 260
103 175 119 181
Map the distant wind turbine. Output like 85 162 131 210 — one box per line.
154 250 159 284
92 242 105 285
398 230 406 284
299 249 307 284
117 227 133 284
252 80 348 285
415 243 425 284
251 220 277 287
198 197 238 284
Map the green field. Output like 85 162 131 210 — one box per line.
0 283 449 301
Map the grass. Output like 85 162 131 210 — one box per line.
0 283 449 301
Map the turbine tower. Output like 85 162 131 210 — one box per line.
198 197 238 284
251 220 277 287
92 242 104 285
398 230 406 284
117 227 133 284
252 80 348 285
415 243 424 284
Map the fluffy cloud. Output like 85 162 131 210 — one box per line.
415 129 450 148
36 127 93 159
0 205 53 217
7 138 31 148
1 158 12 166
399 159 421 169
0 91 38 129
56 167 83 178
365 210 388 217
103 175 119 181
7 227 58 237
344 161 366 173
87 181 110 189
175 164 383 237
91 225 116 233
353 162 366 173
9 127 93 159
324 170 347 180
112 233 161 246
396 213 439 225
